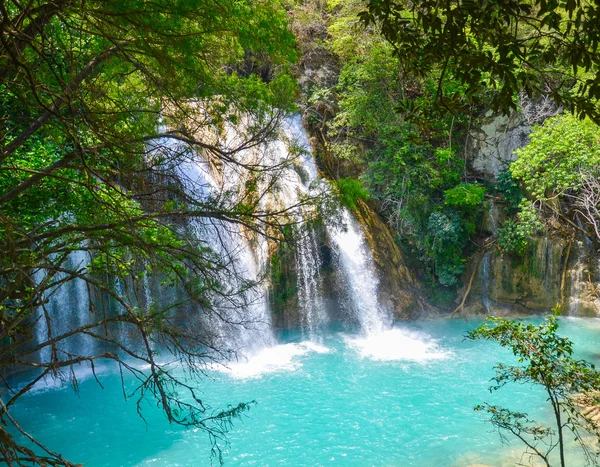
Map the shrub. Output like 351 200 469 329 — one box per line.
335 177 370 211
497 220 529 256
444 182 486 208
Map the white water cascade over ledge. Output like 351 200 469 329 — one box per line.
191 114 448 372
31 114 449 381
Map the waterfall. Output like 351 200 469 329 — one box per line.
272 116 388 336
286 118 327 336
481 252 492 313
272 116 390 336
274 116 328 336
568 243 585 315
182 114 387 338
173 139 275 357
295 229 326 336
567 217 595 316
328 209 390 335
542 233 556 296
32 113 389 367
35 250 95 362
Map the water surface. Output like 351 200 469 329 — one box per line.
9 317 600 466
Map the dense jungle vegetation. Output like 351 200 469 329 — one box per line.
0 1 311 464
3 0 600 465
291 0 600 301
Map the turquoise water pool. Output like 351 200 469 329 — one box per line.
8 317 600 466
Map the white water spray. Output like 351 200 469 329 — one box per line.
32 113 391 368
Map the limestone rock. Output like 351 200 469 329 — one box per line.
467 111 531 178
465 229 600 316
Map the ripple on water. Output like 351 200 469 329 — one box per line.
10 319 600 467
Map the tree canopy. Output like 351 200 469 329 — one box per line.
362 0 600 121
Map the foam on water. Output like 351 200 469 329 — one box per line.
345 327 452 362
216 341 331 379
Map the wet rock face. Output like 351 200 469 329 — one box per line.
467 236 565 315
465 229 600 317
461 109 600 317
564 239 600 317
268 207 427 329
354 201 427 320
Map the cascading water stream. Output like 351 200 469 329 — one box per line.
279 116 327 336
271 116 388 337
168 136 275 357
542 233 556 296
328 209 390 335
34 249 96 363
568 245 585 316
32 113 390 369
295 229 326 336
481 252 492 313
567 217 593 316
178 114 388 339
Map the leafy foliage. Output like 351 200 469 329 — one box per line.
512 114 600 200
496 114 600 254
496 169 523 215
335 178 370 211
0 1 310 465
497 220 529 257
444 183 486 208
304 0 484 288
467 317 600 466
425 211 467 287
361 0 600 122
